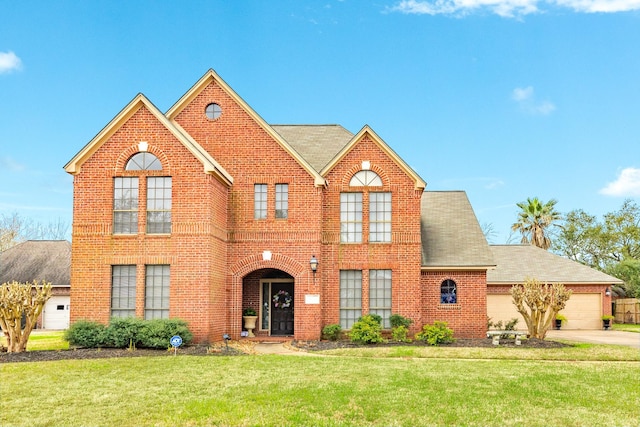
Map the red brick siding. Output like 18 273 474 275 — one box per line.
421 270 488 338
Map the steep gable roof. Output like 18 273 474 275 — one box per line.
272 125 354 172
166 69 326 187
321 126 426 190
64 94 233 186
488 245 624 285
0 240 71 287
420 191 495 269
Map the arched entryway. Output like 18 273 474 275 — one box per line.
242 269 295 336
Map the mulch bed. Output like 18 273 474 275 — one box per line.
1 337 570 363
291 337 570 352
0 345 241 364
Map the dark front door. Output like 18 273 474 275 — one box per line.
270 283 294 335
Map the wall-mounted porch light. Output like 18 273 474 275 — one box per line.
310 255 318 274
605 287 611 296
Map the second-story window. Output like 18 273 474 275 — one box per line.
275 184 289 219
147 177 172 234
254 184 267 219
340 193 363 243
370 192 391 243
114 177 139 234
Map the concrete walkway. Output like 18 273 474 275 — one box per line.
253 342 307 355
546 330 640 348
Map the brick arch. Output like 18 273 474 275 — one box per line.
229 253 306 280
114 145 172 174
340 164 390 189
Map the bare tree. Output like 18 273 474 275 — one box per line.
511 278 572 339
0 280 52 352
0 213 70 252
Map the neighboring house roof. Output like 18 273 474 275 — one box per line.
420 191 495 269
64 94 233 186
166 69 326 187
0 240 71 287
488 244 624 285
272 124 354 172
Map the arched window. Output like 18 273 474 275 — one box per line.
440 279 457 304
126 152 162 171
349 170 382 187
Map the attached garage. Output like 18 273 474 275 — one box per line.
42 295 71 329
487 245 621 330
488 292 602 330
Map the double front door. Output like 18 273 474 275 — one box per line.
261 280 294 335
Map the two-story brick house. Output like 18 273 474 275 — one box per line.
64 69 524 342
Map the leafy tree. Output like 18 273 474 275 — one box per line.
511 197 562 250
511 278 572 339
554 199 640 297
0 280 52 352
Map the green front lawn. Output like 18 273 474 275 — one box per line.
612 323 640 333
0 330 68 351
2 352 639 427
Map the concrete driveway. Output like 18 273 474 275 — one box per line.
546 330 640 348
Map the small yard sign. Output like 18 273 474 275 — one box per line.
170 335 182 355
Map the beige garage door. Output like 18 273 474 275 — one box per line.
562 293 601 329
487 294 525 329
487 293 602 330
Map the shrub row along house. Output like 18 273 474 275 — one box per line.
64 70 620 342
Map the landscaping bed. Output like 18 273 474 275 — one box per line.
292 337 570 351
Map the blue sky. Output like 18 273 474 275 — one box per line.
1 0 639 243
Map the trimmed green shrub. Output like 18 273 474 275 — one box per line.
64 318 193 349
350 315 383 344
322 324 342 341
391 325 412 343
389 314 413 329
365 313 383 325
64 320 107 348
137 319 193 349
415 321 454 346
104 317 144 348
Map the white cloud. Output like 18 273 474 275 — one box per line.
512 86 556 115
599 167 640 196
0 156 26 172
0 51 22 74
389 0 640 17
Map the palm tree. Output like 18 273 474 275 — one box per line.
511 197 562 250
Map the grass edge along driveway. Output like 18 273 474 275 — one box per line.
2 351 639 427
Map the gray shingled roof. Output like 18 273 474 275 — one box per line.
0 240 71 287
421 191 495 268
488 244 623 284
271 125 354 172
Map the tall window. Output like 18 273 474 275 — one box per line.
114 177 139 234
147 177 172 234
111 265 136 318
340 270 362 329
340 193 362 243
369 270 392 328
441 279 457 304
370 192 391 243
145 265 170 319
254 184 267 219
275 184 289 219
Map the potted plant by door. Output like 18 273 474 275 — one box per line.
601 315 614 330
555 314 567 330
243 307 258 337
